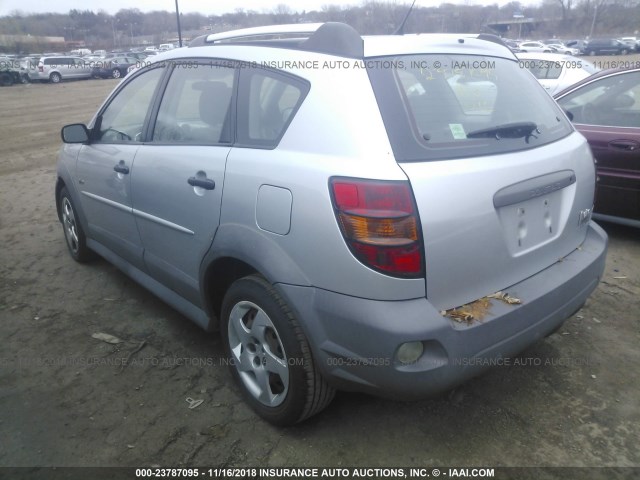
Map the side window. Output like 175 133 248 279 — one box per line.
151 63 235 144
94 67 164 144
557 71 640 127
237 69 309 148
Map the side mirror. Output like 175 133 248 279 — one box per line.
61 123 90 143
563 109 574 121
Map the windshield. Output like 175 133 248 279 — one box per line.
368 54 573 161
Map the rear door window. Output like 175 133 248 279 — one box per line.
151 62 235 145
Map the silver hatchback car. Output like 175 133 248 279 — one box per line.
56 23 607 425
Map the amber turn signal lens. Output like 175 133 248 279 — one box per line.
338 213 418 246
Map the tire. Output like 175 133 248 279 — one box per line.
620 49 628 55
588 50 596 56
49 72 61 83
59 187 95 262
0 72 14 86
112 69 121 79
221 275 335 426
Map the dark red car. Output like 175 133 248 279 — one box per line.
555 67 640 227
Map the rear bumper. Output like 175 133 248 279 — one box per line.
278 222 607 399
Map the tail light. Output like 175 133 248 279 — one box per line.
38 65 43 72
330 177 424 278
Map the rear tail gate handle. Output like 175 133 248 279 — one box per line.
188 177 215 190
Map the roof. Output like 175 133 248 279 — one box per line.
187 22 515 61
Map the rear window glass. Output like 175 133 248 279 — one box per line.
368 55 573 161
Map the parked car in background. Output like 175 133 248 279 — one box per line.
545 43 580 56
503 39 523 53
92 56 138 79
126 52 150 61
517 52 599 96
93 49 107 57
555 67 640 227
619 37 640 52
56 22 607 425
17 56 39 82
0 56 23 86
518 41 553 53
32 56 93 83
85 54 105 62
159 43 175 51
583 38 631 56
565 39 587 54
70 48 92 56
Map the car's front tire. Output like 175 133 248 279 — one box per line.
59 187 94 262
112 69 121 79
221 275 335 426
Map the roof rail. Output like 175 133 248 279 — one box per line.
189 22 364 58
203 23 324 43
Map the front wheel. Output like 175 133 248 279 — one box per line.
221 275 334 426
112 69 121 79
59 187 95 262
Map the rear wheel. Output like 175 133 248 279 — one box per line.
112 69 121 79
49 72 61 83
620 49 628 55
221 275 334 426
588 50 596 56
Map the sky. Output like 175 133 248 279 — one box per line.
0 0 537 17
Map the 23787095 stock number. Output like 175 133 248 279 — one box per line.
136 469 201 477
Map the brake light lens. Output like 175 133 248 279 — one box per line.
330 178 424 277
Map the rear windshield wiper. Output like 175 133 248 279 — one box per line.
466 122 539 141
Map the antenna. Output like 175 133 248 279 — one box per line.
393 0 418 35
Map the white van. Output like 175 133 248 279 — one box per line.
158 43 175 51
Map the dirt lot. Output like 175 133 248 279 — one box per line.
0 70 639 473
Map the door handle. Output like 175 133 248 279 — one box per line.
609 140 639 151
113 162 129 174
188 177 215 190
